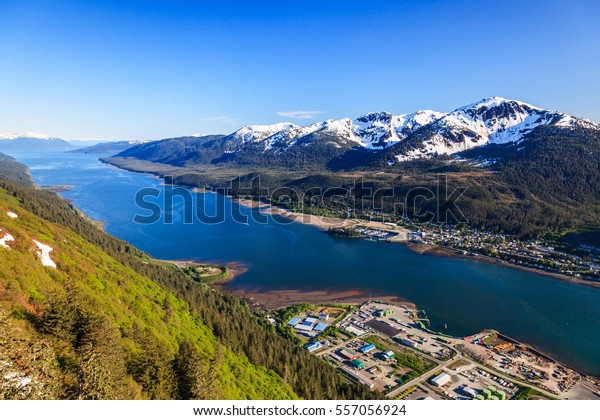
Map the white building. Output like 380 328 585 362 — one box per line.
431 372 451 387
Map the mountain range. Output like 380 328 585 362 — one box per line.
114 97 599 169
0 132 74 151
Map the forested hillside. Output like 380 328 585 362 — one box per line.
0 161 375 400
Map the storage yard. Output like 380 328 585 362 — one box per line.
284 301 600 400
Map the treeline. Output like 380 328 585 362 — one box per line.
0 175 376 400
0 152 33 186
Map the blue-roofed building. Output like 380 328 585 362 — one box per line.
287 317 301 326
304 317 317 325
314 322 328 332
306 342 322 352
359 343 376 353
294 323 313 332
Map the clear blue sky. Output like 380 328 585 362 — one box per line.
1 0 599 140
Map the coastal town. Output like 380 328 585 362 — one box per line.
275 301 600 400
407 223 600 282
323 213 600 284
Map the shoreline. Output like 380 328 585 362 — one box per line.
101 156 599 289
154 258 248 284
214 283 417 312
407 242 600 289
234 196 600 289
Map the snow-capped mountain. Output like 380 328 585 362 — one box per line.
0 132 57 140
353 110 444 149
114 97 599 169
0 132 74 151
223 110 444 154
393 97 599 161
216 97 598 161
222 123 298 150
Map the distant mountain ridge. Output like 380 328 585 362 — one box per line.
114 97 599 169
0 132 74 151
70 140 152 155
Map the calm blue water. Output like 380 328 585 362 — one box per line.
11 151 600 376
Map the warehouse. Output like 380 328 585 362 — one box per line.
462 386 477 399
303 317 317 326
287 317 301 327
359 344 376 354
382 350 395 360
305 342 322 352
294 323 313 332
400 338 420 349
351 359 365 370
313 322 328 332
343 324 366 336
339 348 359 360
340 366 375 389
431 372 452 387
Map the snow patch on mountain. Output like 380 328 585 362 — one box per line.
231 123 298 144
0 229 14 249
33 240 57 268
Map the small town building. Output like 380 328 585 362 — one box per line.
313 322 328 332
382 350 395 360
431 372 451 387
359 344 376 354
287 317 301 326
351 359 365 370
339 348 359 360
306 342 322 352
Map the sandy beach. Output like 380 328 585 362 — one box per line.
234 197 410 233
213 283 416 311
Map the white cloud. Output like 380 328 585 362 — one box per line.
276 110 326 120
202 116 242 126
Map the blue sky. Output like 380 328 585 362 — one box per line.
1 0 599 140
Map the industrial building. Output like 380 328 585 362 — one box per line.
382 350 395 360
343 324 366 336
305 342 322 352
339 348 359 361
375 308 394 317
313 322 328 332
294 323 313 332
431 372 452 387
340 366 375 389
303 317 317 325
462 386 477 399
291 316 327 334
287 317 301 327
351 359 365 370
400 337 420 349
318 313 329 321
359 344 376 354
